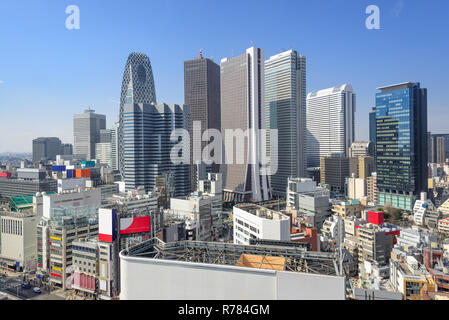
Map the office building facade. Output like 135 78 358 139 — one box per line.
184 54 221 191
349 141 374 158
220 47 270 202
73 108 106 160
32 137 62 162
61 143 73 156
264 50 306 197
375 82 428 211
111 122 119 171
369 107 377 148
320 155 350 193
429 134 449 163
306 84 355 168
118 52 157 180
121 103 190 196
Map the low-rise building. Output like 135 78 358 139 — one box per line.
233 203 290 245
286 178 331 229
366 172 378 204
413 192 437 226
347 175 366 201
331 199 364 219
34 188 101 217
71 237 119 299
36 204 99 290
0 212 38 272
119 238 346 300
357 223 392 266
0 168 57 198
438 217 449 235
390 249 436 300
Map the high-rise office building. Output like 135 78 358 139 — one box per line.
430 134 449 163
427 132 432 163
96 129 113 167
73 108 106 160
369 107 377 145
184 53 221 191
95 143 112 167
320 154 350 193
118 52 157 180
111 122 119 171
32 137 62 162
306 84 356 168
376 82 428 211
99 129 112 143
61 144 73 156
264 49 306 197
121 103 190 196
220 47 270 202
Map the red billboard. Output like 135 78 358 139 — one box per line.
120 216 150 235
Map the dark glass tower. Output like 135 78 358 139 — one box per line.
121 103 190 195
375 82 427 211
184 54 221 191
369 107 377 146
118 52 157 180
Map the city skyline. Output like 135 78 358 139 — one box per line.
1 0 448 153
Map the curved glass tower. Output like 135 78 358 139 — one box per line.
118 52 157 179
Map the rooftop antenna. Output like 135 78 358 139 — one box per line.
200 49 203 59
232 48 234 57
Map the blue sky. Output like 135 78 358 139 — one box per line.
0 0 448 152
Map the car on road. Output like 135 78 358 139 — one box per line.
33 287 41 294
21 283 31 289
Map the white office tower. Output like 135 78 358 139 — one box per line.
306 84 355 168
265 50 306 197
111 122 119 170
220 47 270 203
73 108 106 160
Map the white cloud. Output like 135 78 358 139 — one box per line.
0 80 4 84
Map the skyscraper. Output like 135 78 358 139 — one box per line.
376 82 428 211
32 137 62 162
430 134 449 163
264 49 306 197
220 47 270 202
118 52 157 179
95 129 113 167
121 103 190 196
369 107 377 146
111 122 119 171
61 144 73 156
73 108 106 160
306 84 356 168
184 53 221 191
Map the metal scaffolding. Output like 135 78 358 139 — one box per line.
123 238 343 276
